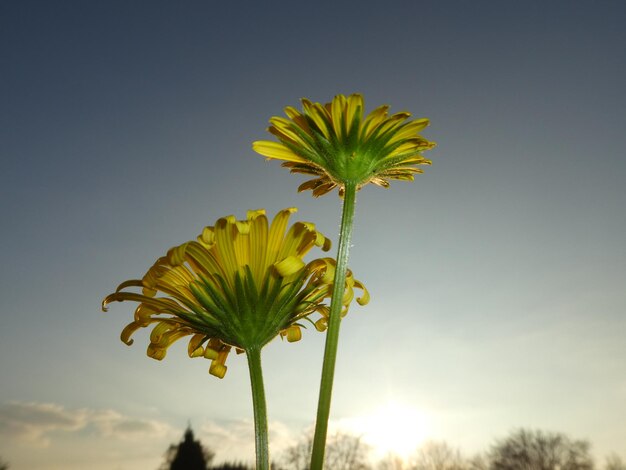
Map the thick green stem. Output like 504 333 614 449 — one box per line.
310 182 358 470
247 347 270 470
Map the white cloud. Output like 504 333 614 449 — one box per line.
0 401 172 447
0 401 304 468
0 402 87 446
88 408 171 439
199 418 296 464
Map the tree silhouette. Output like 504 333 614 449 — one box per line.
377 453 407 470
160 425 215 470
488 428 593 470
281 431 371 470
605 454 626 470
466 454 488 470
0 457 8 470
211 463 250 470
377 441 471 470
410 441 466 470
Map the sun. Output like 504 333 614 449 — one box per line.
341 401 432 460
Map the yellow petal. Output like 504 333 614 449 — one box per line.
203 346 219 360
354 280 370 305
184 241 226 279
214 215 240 284
187 333 206 357
315 231 332 251
361 104 390 139
274 256 305 277
269 117 311 146
233 221 251 267
166 243 187 266
302 99 332 140
209 362 227 378
248 211 269 285
345 94 363 133
386 118 430 145
198 226 215 247
120 322 142 345
252 141 308 163
209 348 230 378
331 94 347 139
284 325 302 342
284 106 303 120
375 112 411 137
133 303 157 325
147 344 167 360
314 318 328 332
284 106 311 135
267 208 297 266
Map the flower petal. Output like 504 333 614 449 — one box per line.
252 141 309 163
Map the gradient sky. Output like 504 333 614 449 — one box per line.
1 1 625 469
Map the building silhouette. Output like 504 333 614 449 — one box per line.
162 425 214 470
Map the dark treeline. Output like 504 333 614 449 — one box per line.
157 426 626 470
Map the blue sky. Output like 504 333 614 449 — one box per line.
1 1 625 469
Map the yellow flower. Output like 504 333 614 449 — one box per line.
102 208 368 378
252 93 436 197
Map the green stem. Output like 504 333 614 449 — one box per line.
247 346 270 470
310 182 358 470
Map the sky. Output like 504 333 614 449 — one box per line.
1 1 625 469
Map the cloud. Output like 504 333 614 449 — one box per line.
0 402 172 447
0 402 301 465
0 402 86 446
88 408 171 439
200 418 295 463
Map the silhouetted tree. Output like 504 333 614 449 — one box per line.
160 426 215 470
410 441 466 470
488 428 593 470
0 457 8 470
377 446 487 470
282 432 312 470
605 454 626 470
210 463 250 470
377 453 406 470
326 432 371 470
282 431 371 470
466 454 488 470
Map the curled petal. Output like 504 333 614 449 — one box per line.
188 333 207 358
203 346 219 360
354 280 370 306
209 363 226 379
209 347 230 379
167 243 188 266
274 256 306 277
281 325 302 343
198 226 215 247
134 303 157 326
115 279 143 293
148 322 172 345
147 344 167 361
315 318 328 332
120 322 142 345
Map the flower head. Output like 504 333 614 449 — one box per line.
252 93 436 197
102 208 368 378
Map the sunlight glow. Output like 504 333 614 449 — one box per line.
341 401 432 460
